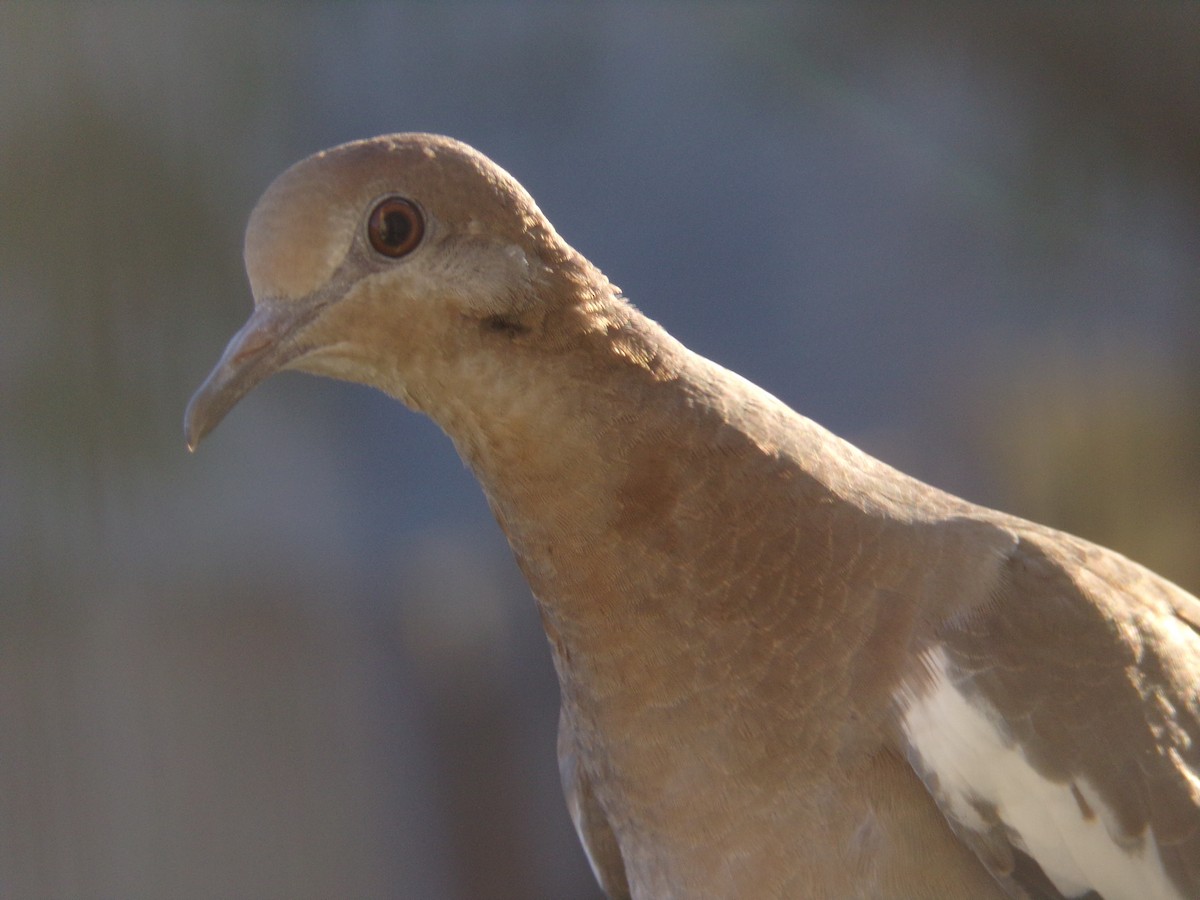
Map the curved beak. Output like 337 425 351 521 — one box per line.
184 301 322 451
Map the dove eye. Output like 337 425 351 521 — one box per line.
367 196 424 258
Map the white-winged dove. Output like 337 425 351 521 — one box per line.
186 134 1199 899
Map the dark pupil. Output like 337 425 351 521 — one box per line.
382 210 411 245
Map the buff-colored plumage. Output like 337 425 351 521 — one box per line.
187 134 1200 899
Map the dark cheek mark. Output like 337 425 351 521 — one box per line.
481 314 531 336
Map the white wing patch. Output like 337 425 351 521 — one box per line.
899 646 1184 900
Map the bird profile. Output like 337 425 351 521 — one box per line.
187 133 1200 899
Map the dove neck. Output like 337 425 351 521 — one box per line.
424 297 843 680
408 292 1023 856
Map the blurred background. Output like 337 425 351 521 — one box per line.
2 4 1198 898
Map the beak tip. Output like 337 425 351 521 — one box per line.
184 300 311 456
183 391 212 454
183 421 200 454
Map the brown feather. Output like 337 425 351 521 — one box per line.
187 133 1199 899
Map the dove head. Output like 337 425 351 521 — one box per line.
185 133 609 450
